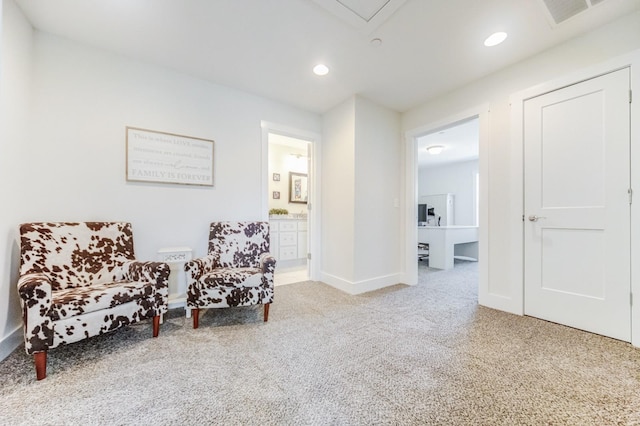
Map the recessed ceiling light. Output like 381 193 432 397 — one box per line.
313 64 329 76
484 31 507 47
426 145 444 155
370 38 382 47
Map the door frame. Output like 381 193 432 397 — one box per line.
261 121 321 281
509 50 640 346
403 105 490 301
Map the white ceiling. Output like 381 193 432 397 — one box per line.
417 118 479 169
14 0 640 113
269 133 310 152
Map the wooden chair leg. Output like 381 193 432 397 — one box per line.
34 352 47 381
193 308 199 329
153 315 160 337
264 303 270 322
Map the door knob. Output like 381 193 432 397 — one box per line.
528 215 546 222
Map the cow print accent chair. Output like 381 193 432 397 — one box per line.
17 222 170 380
184 221 275 328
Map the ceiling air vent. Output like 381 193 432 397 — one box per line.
538 0 609 25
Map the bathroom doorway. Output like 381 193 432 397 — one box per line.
267 132 312 286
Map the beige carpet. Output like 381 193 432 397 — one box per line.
1 260 639 425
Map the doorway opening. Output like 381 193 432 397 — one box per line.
416 117 480 274
267 132 311 286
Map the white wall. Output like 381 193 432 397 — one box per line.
353 96 401 284
268 142 308 212
0 0 34 360
321 97 355 282
0 24 321 358
419 160 478 226
403 11 640 313
321 95 402 292
25 32 320 255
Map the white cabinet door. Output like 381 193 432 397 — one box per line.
524 68 631 341
297 220 308 259
297 231 308 259
269 221 279 261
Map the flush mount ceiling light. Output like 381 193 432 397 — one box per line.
313 64 330 76
484 31 508 47
426 145 444 155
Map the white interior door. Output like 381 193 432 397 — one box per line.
524 68 631 341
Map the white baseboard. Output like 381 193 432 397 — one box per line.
398 271 416 287
0 326 22 362
478 292 522 316
320 272 404 295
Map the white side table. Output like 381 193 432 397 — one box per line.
157 247 193 318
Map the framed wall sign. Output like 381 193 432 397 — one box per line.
126 126 214 186
289 172 308 204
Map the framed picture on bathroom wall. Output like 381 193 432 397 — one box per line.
289 172 308 204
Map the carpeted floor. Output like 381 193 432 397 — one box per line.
1 260 640 425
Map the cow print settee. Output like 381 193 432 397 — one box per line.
17 222 170 380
